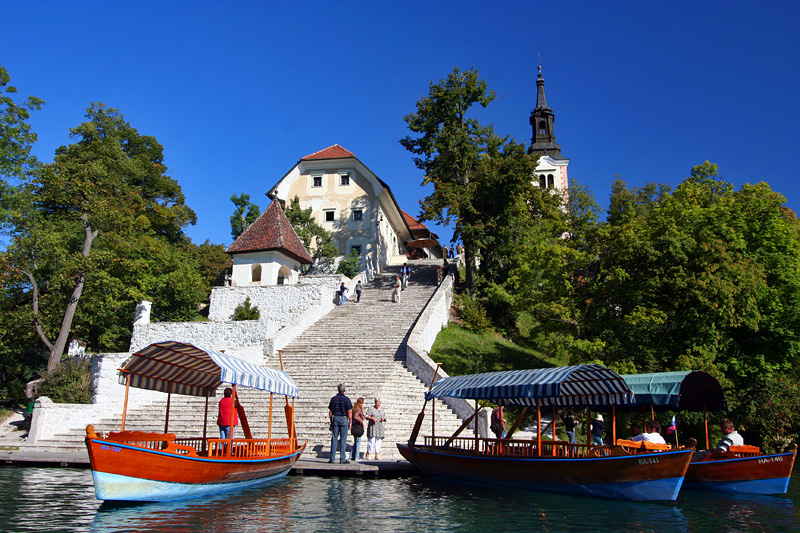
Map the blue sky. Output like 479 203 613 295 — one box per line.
3 1 799 248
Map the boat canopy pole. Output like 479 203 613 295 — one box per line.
268 392 273 447
536 399 542 457
612 403 617 444
586 407 592 446
202 390 209 454
703 404 710 449
537 407 565 438
120 371 131 431
164 382 172 434
227 385 237 457
444 401 488 447
504 407 529 440
474 400 479 451
278 349 296 449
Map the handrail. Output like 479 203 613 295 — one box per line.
423 435 615 459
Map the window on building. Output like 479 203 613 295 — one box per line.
312 176 322 187
251 264 262 283
324 209 335 222
538 121 547 135
277 273 285 285
350 245 362 255
352 209 363 221
340 174 350 186
547 174 554 188
539 175 546 188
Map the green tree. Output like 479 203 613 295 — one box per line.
232 297 260 321
5 103 201 368
283 196 338 269
336 249 361 278
189 240 233 297
0 64 44 235
229 193 260 240
400 66 499 289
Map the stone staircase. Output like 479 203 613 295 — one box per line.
33 260 465 460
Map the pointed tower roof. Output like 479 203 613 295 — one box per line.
535 65 552 112
226 199 313 264
528 65 565 160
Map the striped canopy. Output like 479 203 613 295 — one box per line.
425 364 635 408
119 341 300 398
622 371 727 412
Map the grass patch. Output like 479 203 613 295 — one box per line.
429 323 567 376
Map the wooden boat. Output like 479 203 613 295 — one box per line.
621 371 797 495
397 364 693 501
85 341 306 502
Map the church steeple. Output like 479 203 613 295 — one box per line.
528 65 564 159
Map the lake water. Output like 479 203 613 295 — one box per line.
0 467 798 532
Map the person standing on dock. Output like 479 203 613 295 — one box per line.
351 397 366 461
217 387 238 439
365 397 387 460
328 384 353 464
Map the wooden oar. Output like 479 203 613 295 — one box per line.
408 363 441 445
236 397 253 440
504 407 529 440
278 350 296 448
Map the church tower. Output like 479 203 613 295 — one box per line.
528 65 569 192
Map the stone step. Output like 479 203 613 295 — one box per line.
46 260 461 460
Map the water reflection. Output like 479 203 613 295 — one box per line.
0 467 798 532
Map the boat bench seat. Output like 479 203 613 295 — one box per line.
726 445 761 457
105 430 199 457
615 439 672 453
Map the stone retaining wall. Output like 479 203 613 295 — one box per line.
405 260 488 436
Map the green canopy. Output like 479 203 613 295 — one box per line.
622 371 727 412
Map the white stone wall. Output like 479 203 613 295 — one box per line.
208 276 342 323
405 262 486 436
29 353 166 443
130 321 275 361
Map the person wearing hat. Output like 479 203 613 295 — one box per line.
591 414 605 445
365 397 387 460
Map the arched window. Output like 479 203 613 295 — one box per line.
538 121 547 135
278 265 291 285
251 264 262 283
547 174 554 188
539 175 546 188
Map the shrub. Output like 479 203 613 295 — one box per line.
457 292 491 333
232 297 260 321
37 358 92 404
336 249 362 278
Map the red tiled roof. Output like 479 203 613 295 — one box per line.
226 199 313 264
301 144 356 161
401 210 428 231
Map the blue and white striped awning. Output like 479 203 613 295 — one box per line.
119 341 300 398
425 364 635 408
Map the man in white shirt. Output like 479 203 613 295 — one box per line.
631 421 667 445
